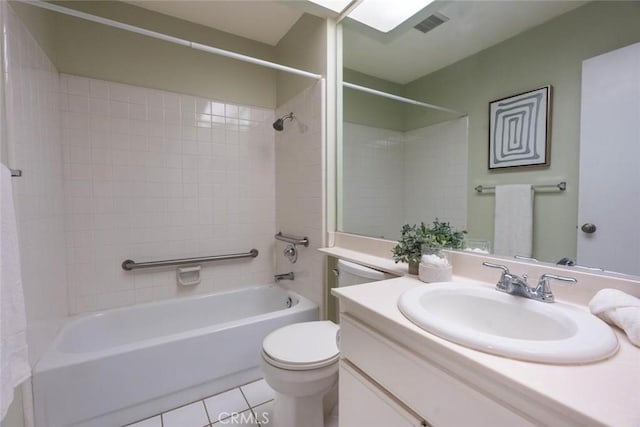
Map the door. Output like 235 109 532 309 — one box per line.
578 42 640 275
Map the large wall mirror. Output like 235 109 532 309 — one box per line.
337 1 640 277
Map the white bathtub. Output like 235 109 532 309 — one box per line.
33 285 318 427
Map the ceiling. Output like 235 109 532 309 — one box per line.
125 1 306 46
124 1 586 84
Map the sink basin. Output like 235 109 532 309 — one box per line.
398 282 619 364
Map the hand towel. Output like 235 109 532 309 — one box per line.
493 184 533 257
0 164 30 420
589 288 640 347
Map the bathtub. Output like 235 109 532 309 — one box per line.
33 285 318 427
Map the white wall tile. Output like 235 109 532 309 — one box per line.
60 74 277 313
275 82 325 311
4 4 68 364
342 117 468 240
404 117 468 231
342 123 404 239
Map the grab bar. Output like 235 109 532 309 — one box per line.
122 249 259 271
275 232 309 247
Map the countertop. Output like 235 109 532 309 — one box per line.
332 275 640 426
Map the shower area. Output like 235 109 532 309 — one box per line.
0 2 326 426
339 82 468 241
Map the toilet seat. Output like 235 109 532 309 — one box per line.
262 321 340 371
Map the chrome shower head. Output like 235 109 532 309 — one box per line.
273 112 294 131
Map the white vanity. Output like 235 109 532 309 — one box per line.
323 235 640 427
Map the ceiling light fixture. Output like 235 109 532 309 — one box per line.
308 0 435 33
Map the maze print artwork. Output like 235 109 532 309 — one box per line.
489 86 550 169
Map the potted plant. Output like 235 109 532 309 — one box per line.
392 220 466 275
427 219 466 249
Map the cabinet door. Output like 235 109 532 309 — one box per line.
339 361 429 427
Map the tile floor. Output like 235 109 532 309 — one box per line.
124 378 339 427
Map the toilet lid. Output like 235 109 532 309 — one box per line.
263 321 340 369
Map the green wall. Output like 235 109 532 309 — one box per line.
405 1 640 263
11 1 279 108
275 13 327 106
343 1 640 263
343 68 405 131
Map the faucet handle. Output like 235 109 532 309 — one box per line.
536 274 577 302
482 262 510 274
482 262 511 288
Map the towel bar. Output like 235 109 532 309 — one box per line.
475 181 566 193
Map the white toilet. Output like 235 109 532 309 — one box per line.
261 260 393 427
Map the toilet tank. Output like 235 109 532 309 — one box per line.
337 259 395 287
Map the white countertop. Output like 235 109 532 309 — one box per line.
333 275 640 426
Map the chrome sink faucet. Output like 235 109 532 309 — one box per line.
482 262 576 303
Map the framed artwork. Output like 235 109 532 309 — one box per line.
488 86 551 169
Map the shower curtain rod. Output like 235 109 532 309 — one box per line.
16 0 323 80
343 81 465 116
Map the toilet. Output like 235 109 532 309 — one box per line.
261 260 393 427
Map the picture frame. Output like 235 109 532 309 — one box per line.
488 86 551 169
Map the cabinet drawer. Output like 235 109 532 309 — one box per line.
340 361 428 427
340 315 535 427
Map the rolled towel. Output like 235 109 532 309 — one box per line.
589 288 640 347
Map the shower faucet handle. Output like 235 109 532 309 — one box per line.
283 244 298 264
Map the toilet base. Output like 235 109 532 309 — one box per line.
271 392 321 427
270 384 336 427
261 354 338 427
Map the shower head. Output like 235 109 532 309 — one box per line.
273 112 294 131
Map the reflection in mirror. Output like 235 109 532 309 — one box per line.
341 91 467 241
338 1 640 276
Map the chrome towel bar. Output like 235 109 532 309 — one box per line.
275 232 309 247
122 249 259 271
475 181 566 193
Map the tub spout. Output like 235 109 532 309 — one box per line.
274 272 294 282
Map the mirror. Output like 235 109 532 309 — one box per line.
338 1 640 276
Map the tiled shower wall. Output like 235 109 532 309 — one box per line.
341 123 404 239
342 117 468 241
4 3 67 365
403 118 468 230
275 82 325 310
60 74 276 314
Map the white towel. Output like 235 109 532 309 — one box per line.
493 184 533 257
0 164 30 420
589 288 640 347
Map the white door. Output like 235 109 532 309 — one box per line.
578 42 640 275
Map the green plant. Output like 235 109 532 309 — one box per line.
427 219 467 249
392 222 436 264
392 219 466 265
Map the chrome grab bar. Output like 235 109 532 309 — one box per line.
275 232 309 247
122 249 259 271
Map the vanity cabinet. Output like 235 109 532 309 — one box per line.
340 361 427 427
338 314 535 427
